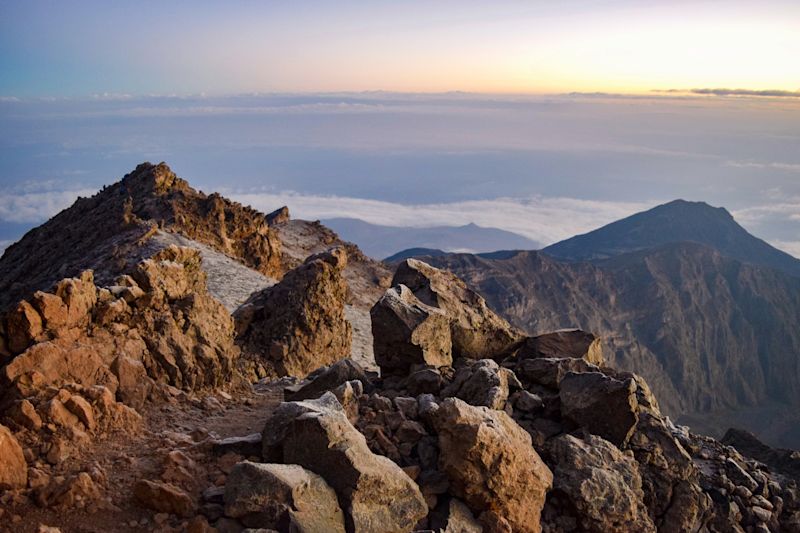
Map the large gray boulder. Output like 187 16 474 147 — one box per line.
370 285 452 375
224 461 345 532
261 393 427 533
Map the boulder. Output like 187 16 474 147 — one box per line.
235 248 352 379
370 285 452 375
261 393 428 533
514 357 599 389
286 359 371 402
224 461 345 532
5 300 44 354
0 423 27 489
546 433 655 532
441 359 520 410
392 259 523 359
133 479 194 517
7 399 43 431
433 398 552 533
430 497 483 533
510 329 604 366
559 371 639 447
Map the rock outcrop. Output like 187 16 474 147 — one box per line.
235 248 352 379
370 285 452 374
0 162 282 312
392 259 523 359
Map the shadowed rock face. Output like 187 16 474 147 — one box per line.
0 162 282 312
234 248 352 379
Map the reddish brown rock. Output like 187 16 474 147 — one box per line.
0 424 27 490
433 398 553 533
134 479 194 517
6 300 43 354
235 248 352 379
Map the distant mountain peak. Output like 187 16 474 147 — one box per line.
543 198 800 277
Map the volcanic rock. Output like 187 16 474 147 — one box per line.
441 359 520 410
433 398 553 533
370 285 452 374
510 329 604 366
559 371 639 447
134 479 194 518
546 433 655 533
235 248 352 379
0 423 27 489
392 259 523 359
224 461 345 532
261 393 427 533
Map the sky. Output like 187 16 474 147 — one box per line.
1 1 800 256
1 1 799 96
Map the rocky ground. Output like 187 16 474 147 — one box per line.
2 163 800 532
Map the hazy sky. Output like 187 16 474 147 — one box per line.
1 2 800 257
1 1 799 96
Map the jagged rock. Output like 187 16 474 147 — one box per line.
370 285 452 375
110 355 150 410
5 300 44 354
0 423 27 489
392 259 523 359
235 249 352 379
36 472 100 509
510 330 604 366
559 371 639 447
266 206 290 225
224 461 345 532
514 357 599 389
546 433 655 533
7 399 43 430
286 359 371 402
134 479 194 517
441 359 520 410
430 497 483 533
722 428 800 482
433 398 553 533
628 413 709 532
213 434 263 458
405 368 445 395
261 393 427 533
1 246 237 405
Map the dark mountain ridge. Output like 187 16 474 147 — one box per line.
544 199 800 277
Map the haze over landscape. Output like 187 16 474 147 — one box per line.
3 1 800 532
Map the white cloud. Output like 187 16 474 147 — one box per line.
0 188 97 223
726 160 800 173
230 190 653 246
769 240 800 259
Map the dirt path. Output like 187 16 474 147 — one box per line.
4 384 283 533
